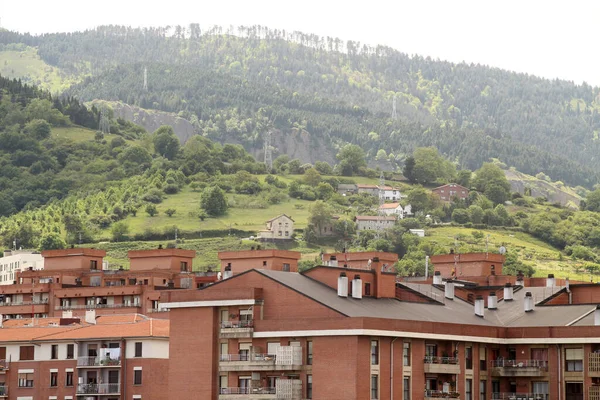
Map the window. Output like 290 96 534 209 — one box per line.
306 375 312 399
66 344 74 359
51 344 58 360
465 379 472 400
403 342 411 366
134 370 142 385
403 377 410 400
18 372 34 387
66 371 73 387
480 347 487 371
565 348 582 371
278 231 282 236
180 261 188 272
371 375 379 400
371 340 379 365
135 342 143 358
365 283 371 296
20 345 34 361
466 346 473 369
566 359 583 372
479 380 486 399
307 341 313 365
90 260 98 270
50 371 58 387
532 381 549 396
283 263 290 272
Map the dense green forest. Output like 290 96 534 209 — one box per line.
1 25 600 187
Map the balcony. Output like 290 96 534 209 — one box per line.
0 300 49 315
590 353 600 377
0 359 8 372
590 386 600 400
76 383 120 395
0 385 7 397
0 299 48 307
77 355 121 368
219 347 302 372
424 389 460 399
220 320 253 338
490 359 548 377
424 356 461 374
55 303 140 311
219 379 301 400
491 393 548 400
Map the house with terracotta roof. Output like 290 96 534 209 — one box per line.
356 184 403 200
354 215 396 231
258 214 295 240
378 202 412 219
432 183 470 202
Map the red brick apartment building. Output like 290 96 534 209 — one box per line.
0 312 168 400
432 183 470 202
161 249 600 400
0 247 216 320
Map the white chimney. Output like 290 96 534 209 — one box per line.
62 310 73 318
337 272 349 297
433 271 442 285
524 292 534 313
503 283 513 301
85 309 96 324
351 275 362 299
0 314 3 328
444 281 455 300
329 256 338 267
595 306 600 326
223 264 233 279
566 277 570 292
546 274 555 287
487 292 497 310
474 295 485 318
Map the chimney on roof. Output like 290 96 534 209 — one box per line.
595 305 600 326
329 255 338 267
546 274 555 288
516 271 525 287
0 314 3 328
444 281 454 300
524 292 534 313
337 272 348 297
62 310 73 319
351 274 362 299
474 295 485 318
504 283 513 301
433 271 442 285
488 291 497 310
223 265 232 280
566 277 570 292
167 280 175 288
85 309 96 324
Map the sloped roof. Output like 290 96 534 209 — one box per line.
266 214 295 223
355 216 396 221
379 203 401 209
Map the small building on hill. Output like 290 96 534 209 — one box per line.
378 203 412 219
354 215 396 231
356 184 403 200
337 184 358 195
258 214 295 240
432 183 469 202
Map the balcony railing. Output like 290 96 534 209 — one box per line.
0 300 48 307
491 393 548 400
77 383 120 394
0 359 8 370
77 355 121 367
424 389 460 398
55 303 140 310
0 385 7 396
492 359 548 369
221 320 254 329
219 387 276 395
220 353 275 362
424 356 460 364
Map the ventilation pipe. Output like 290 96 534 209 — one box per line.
62 310 73 319
351 275 362 299
503 283 513 301
329 256 338 267
474 295 485 318
566 278 572 305
337 272 349 297
488 291 497 310
516 271 525 287
524 292 534 312
85 309 97 324
433 271 442 285
445 281 454 300
546 274 555 287
223 265 233 280
595 305 600 326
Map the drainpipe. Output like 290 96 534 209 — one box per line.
121 338 126 399
556 344 561 400
390 337 399 400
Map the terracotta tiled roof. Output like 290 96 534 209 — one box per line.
41 319 169 340
379 203 401 209
266 214 295 222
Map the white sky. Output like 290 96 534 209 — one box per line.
2 0 599 87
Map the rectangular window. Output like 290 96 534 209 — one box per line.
466 346 473 369
66 371 73 387
66 344 74 359
532 381 549 395
306 375 312 399
50 371 58 387
566 360 583 372
479 380 486 399
18 372 34 387
20 345 34 360
283 263 291 272
403 342 411 366
365 283 371 296
134 370 142 385
307 341 313 365
371 340 379 365
565 348 583 371
180 261 188 272
480 347 487 371
466 379 472 400
51 344 58 360
403 377 410 400
371 375 379 400
135 342 143 357
90 260 98 270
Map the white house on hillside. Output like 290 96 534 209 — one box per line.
354 216 396 231
378 203 412 219
258 214 295 240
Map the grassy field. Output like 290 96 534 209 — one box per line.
51 126 126 143
0 46 78 93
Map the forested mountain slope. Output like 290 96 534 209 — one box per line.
2 25 600 187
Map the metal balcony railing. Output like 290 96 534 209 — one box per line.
220 353 275 362
55 303 140 310
424 389 460 398
0 360 8 370
219 387 276 395
221 320 253 329
491 393 548 400
77 356 121 367
0 300 48 307
492 359 548 370
77 383 120 394
0 385 7 396
424 356 460 364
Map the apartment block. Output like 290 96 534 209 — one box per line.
0 250 43 285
